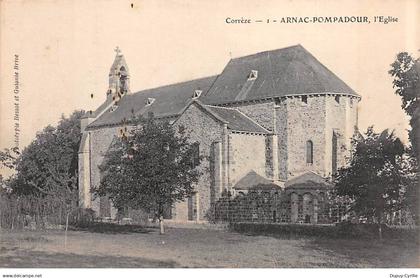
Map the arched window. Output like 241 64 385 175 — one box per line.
306 140 313 164
191 142 200 168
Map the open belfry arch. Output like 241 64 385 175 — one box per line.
78 45 360 223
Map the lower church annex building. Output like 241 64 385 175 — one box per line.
78 45 360 224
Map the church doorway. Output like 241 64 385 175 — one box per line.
303 193 313 224
99 196 111 218
187 193 198 221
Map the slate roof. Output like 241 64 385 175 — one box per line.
233 170 280 190
88 76 217 128
284 172 332 190
202 44 358 104
204 105 268 134
81 98 113 119
87 45 358 129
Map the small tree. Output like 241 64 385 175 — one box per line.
389 52 420 223
0 147 19 191
0 147 19 170
334 127 413 239
97 115 201 234
9 111 83 232
389 52 419 156
12 110 83 198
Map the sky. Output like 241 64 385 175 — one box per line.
0 0 419 159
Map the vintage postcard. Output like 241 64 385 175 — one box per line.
0 0 419 276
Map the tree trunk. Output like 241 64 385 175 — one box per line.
159 216 165 235
65 212 69 249
378 224 383 240
378 213 383 241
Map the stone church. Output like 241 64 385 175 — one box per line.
78 45 360 224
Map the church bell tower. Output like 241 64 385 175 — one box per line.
107 46 130 102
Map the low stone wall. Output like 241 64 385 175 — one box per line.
213 190 286 223
211 189 336 224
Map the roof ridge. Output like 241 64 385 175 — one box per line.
231 44 302 61
131 75 218 96
204 104 237 110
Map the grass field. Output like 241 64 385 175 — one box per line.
0 224 418 268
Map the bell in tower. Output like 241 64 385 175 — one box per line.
107 46 130 102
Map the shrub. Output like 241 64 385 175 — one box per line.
0 192 74 230
230 222 337 239
69 208 96 227
230 222 420 240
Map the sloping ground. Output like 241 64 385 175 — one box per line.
0 227 418 268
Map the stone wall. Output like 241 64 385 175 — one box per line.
214 190 286 223
213 188 333 224
228 133 267 186
324 95 359 175
82 102 227 222
223 95 358 181
275 101 288 180
174 103 225 221
265 134 279 180
88 126 120 217
79 94 358 223
275 95 358 179
78 133 91 208
233 101 275 132
282 96 328 178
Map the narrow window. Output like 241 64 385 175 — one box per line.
306 140 313 164
191 142 200 168
349 98 354 107
99 196 111 218
187 193 197 221
302 95 308 104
